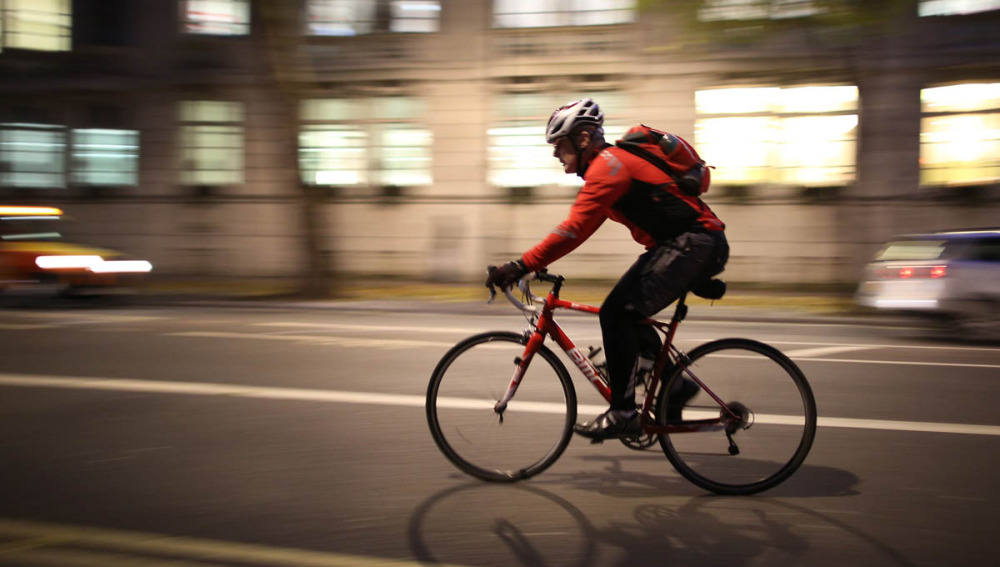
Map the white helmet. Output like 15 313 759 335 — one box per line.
545 98 604 144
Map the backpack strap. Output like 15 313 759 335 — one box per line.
615 140 706 196
615 140 685 183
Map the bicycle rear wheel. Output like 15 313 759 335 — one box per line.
656 338 816 495
427 331 577 482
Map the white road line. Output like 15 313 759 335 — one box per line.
1 313 165 323
782 345 875 358
764 340 1000 354
167 330 1000 368
255 322 483 334
712 353 1000 369
2 373 998 437
0 323 55 330
817 417 1000 436
790 357 1000 369
251 323 1000 354
0 373 430 405
165 331 454 349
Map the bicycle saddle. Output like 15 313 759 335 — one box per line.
691 278 726 300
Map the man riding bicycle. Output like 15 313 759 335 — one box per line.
485 98 729 441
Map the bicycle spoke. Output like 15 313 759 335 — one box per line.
658 339 816 495
427 332 576 482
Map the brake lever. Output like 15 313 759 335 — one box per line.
486 266 498 304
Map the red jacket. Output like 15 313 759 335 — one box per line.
521 143 724 271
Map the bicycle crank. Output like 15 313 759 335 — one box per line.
620 433 657 450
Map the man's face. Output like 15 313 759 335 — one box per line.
552 136 578 174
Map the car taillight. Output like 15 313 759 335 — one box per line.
876 265 947 279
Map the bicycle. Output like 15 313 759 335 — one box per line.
426 272 817 495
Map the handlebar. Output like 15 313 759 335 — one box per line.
486 267 722 321
487 270 564 315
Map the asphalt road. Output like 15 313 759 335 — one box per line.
0 298 997 567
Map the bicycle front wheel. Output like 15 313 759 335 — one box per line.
656 338 817 495
427 331 577 482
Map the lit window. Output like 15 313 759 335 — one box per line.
695 86 858 187
697 0 823 21
488 93 627 189
0 123 66 188
307 0 440 35
919 0 1000 16
0 0 71 51
920 83 1000 186
695 117 773 184
493 0 636 28
299 97 432 189
301 124 369 186
774 114 858 186
380 126 433 186
182 0 250 35
489 123 565 188
71 129 139 187
179 101 244 186
390 1 440 32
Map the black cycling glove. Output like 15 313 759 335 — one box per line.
485 259 529 291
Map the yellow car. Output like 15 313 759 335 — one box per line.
0 206 152 296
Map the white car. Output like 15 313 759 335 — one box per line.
856 228 1000 339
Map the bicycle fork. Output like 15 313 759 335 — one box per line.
493 330 546 419
494 318 614 419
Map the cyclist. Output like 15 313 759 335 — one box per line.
485 98 729 441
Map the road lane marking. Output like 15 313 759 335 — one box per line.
165 331 454 349
199 324 1000 355
815 416 1000 436
781 345 875 358
255 322 483 334
1 313 165 323
258 324 999 353
788 357 1000 369
0 373 431 406
765 340 1000 354
0 517 470 567
165 331 1000 367
2 372 999 437
0 323 56 330
712 353 1000 369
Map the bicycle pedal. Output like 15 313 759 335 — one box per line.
589 438 605 445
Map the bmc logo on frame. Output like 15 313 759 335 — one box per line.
567 347 602 384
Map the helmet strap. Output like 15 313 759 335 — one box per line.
568 130 588 177
570 130 601 178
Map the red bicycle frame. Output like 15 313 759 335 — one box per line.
492 279 735 436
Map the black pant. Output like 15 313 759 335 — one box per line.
599 231 729 411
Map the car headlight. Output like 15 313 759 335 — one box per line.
89 260 153 274
35 256 153 273
35 255 104 270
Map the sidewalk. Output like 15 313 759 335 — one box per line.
137 278 908 327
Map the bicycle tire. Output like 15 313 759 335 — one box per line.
427 331 577 482
656 338 817 495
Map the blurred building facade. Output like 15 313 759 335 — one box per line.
0 0 998 286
